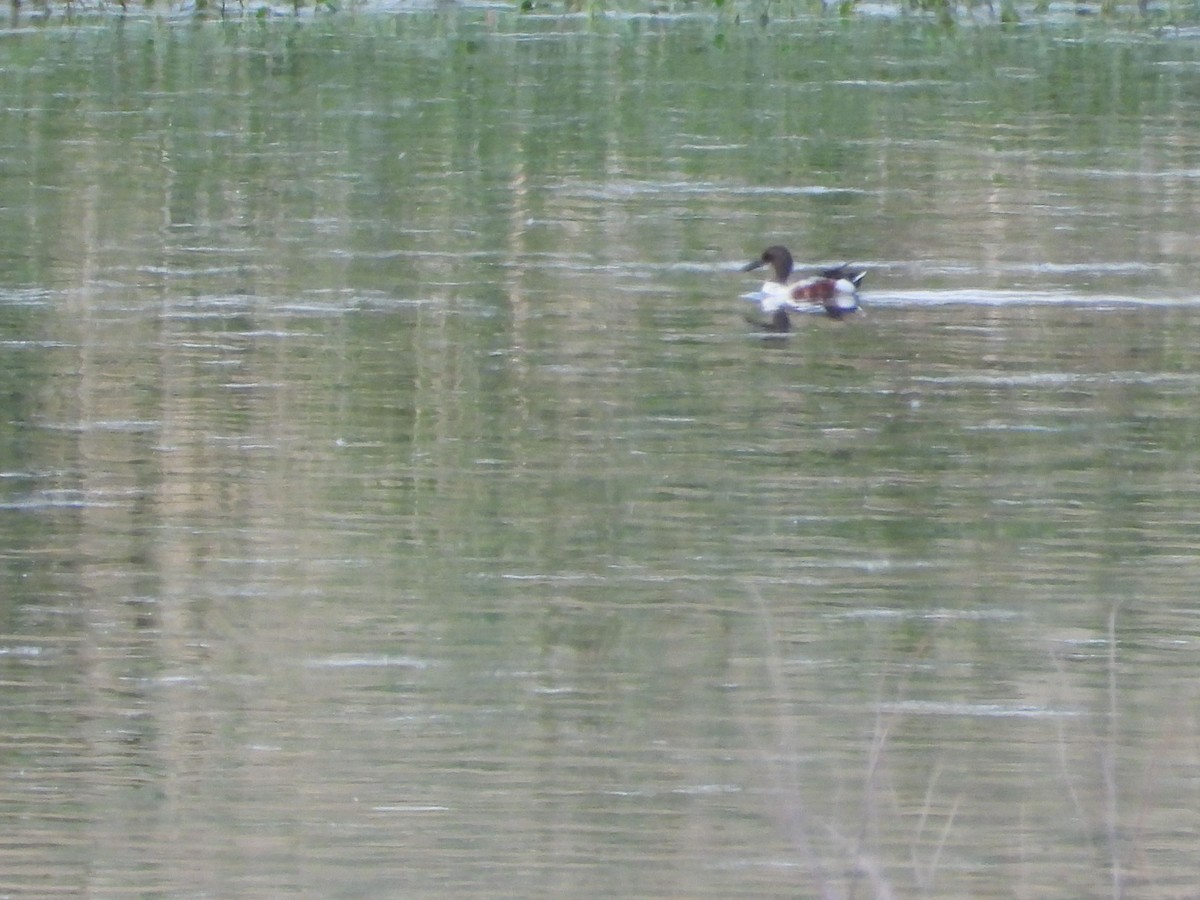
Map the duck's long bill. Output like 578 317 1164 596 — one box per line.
741 258 766 272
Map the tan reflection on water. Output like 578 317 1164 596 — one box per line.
2 13 1200 899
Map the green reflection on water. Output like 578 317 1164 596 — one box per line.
1 13 1199 898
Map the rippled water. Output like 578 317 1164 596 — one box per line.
2 11 1200 898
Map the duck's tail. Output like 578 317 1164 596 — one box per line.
821 264 866 289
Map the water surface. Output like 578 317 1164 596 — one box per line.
2 13 1200 898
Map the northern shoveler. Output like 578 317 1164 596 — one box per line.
740 245 866 330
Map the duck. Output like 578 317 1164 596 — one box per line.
740 245 866 330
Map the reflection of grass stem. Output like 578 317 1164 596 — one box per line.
1103 604 1122 899
927 791 960 891
1051 603 1137 898
739 585 974 900
909 758 959 892
745 582 968 899
746 582 840 899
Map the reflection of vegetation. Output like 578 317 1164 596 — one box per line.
743 583 1166 897
730 0 1174 24
5 0 1193 21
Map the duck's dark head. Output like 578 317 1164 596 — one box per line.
742 245 794 283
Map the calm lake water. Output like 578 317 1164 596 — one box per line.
2 9 1200 897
